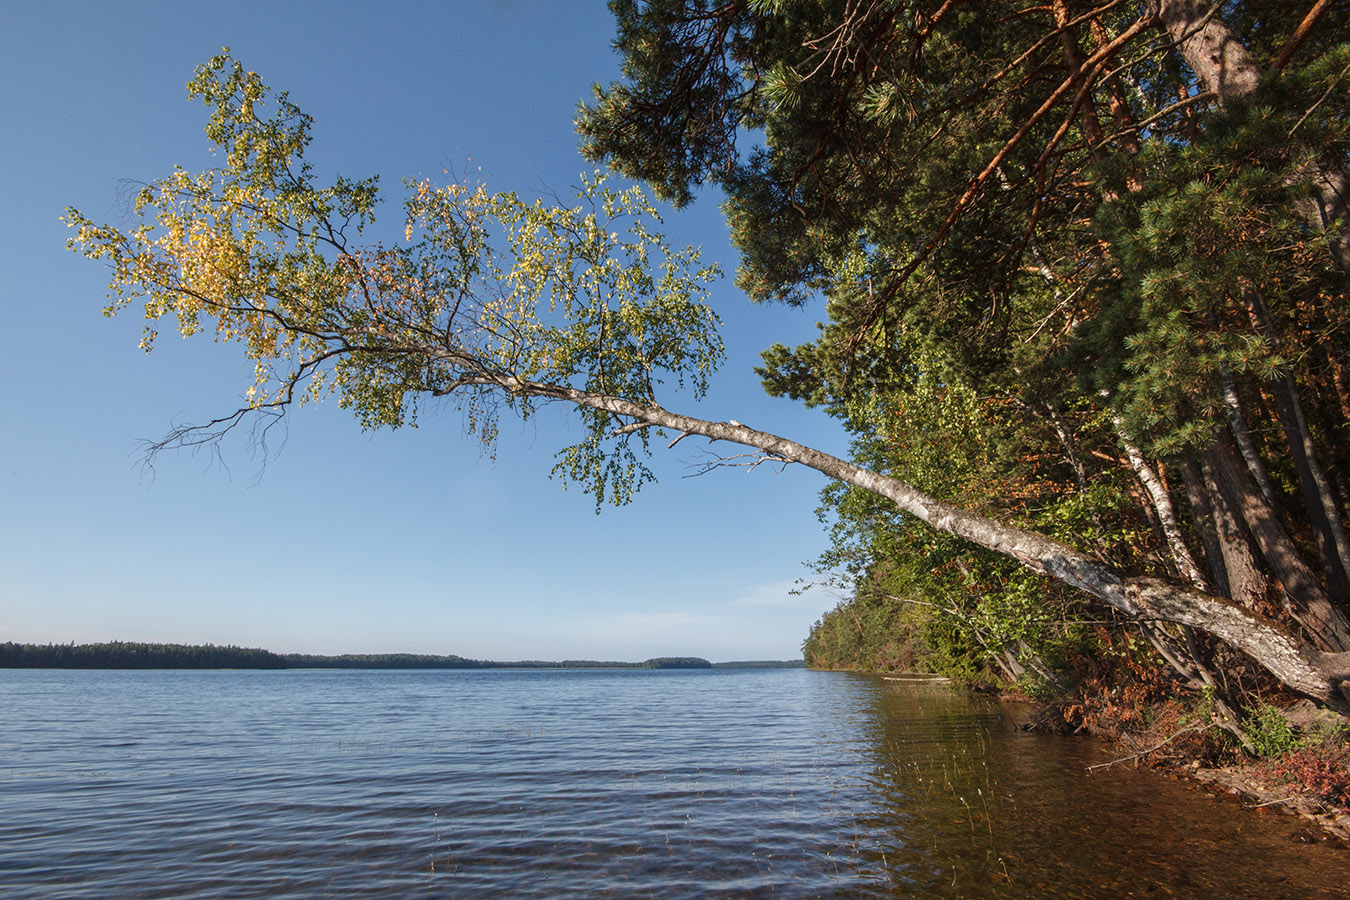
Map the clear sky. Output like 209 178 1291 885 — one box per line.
1 1 853 661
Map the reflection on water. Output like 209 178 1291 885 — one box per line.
0 668 1344 898
854 680 1349 898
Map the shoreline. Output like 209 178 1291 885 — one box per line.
1189 765 1350 843
864 669 1350 844
989 692 1350 845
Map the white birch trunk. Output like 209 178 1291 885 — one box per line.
458 369 1350 711
1115 423 1209 589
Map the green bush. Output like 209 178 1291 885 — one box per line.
1245 703 1303 758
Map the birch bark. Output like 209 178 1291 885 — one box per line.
455 368 1350 711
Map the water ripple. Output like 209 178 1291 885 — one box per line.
3 669 1349 898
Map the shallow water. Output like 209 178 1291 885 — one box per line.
1 668 1345 898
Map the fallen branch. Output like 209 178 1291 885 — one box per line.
1087 724 1210 771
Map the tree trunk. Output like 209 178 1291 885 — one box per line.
1053 0 1109 161
1243 289 1350 604
1040 401 1112 537
1268 367 1350 605
1138 619 1209 691
1328 344 1350 424
1221 372 1278 507
1178 458 1233 597
1151 0 1261 97
1192 438 1348 657
482 371 1350 711
1117 425 1208 588
1088 16 1144 157
1295 169 1350 277
1045 403 1093 497
1197 443 1270 612
1205 427 1350 651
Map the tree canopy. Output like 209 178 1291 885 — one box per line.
580 0 1348 463
579 0 1350 713
69 54 722 508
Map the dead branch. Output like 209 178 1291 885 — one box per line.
1086 724 1210 771
684 449 793 478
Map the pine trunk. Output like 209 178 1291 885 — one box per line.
1198 444 1270 612
1179 459 1234 597
1205 428 1350 651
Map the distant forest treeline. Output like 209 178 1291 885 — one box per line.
0 642 803 670
0 641 287 669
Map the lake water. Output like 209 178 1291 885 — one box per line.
2 668 1347 898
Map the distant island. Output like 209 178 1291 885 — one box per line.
0 641 804 670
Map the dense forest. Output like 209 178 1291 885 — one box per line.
65 0 1349 778
0 643 796 670
578 1 1350 734
0 641 287 669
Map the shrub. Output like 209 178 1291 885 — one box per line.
1245 702 1303 758
1257 745 1350 807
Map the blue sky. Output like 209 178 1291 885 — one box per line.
1 1 852 661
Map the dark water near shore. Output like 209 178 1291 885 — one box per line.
2 668 1346 898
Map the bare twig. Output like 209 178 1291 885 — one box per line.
1247 794 1300 809
683 449 793 478
1086 724 1209 771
